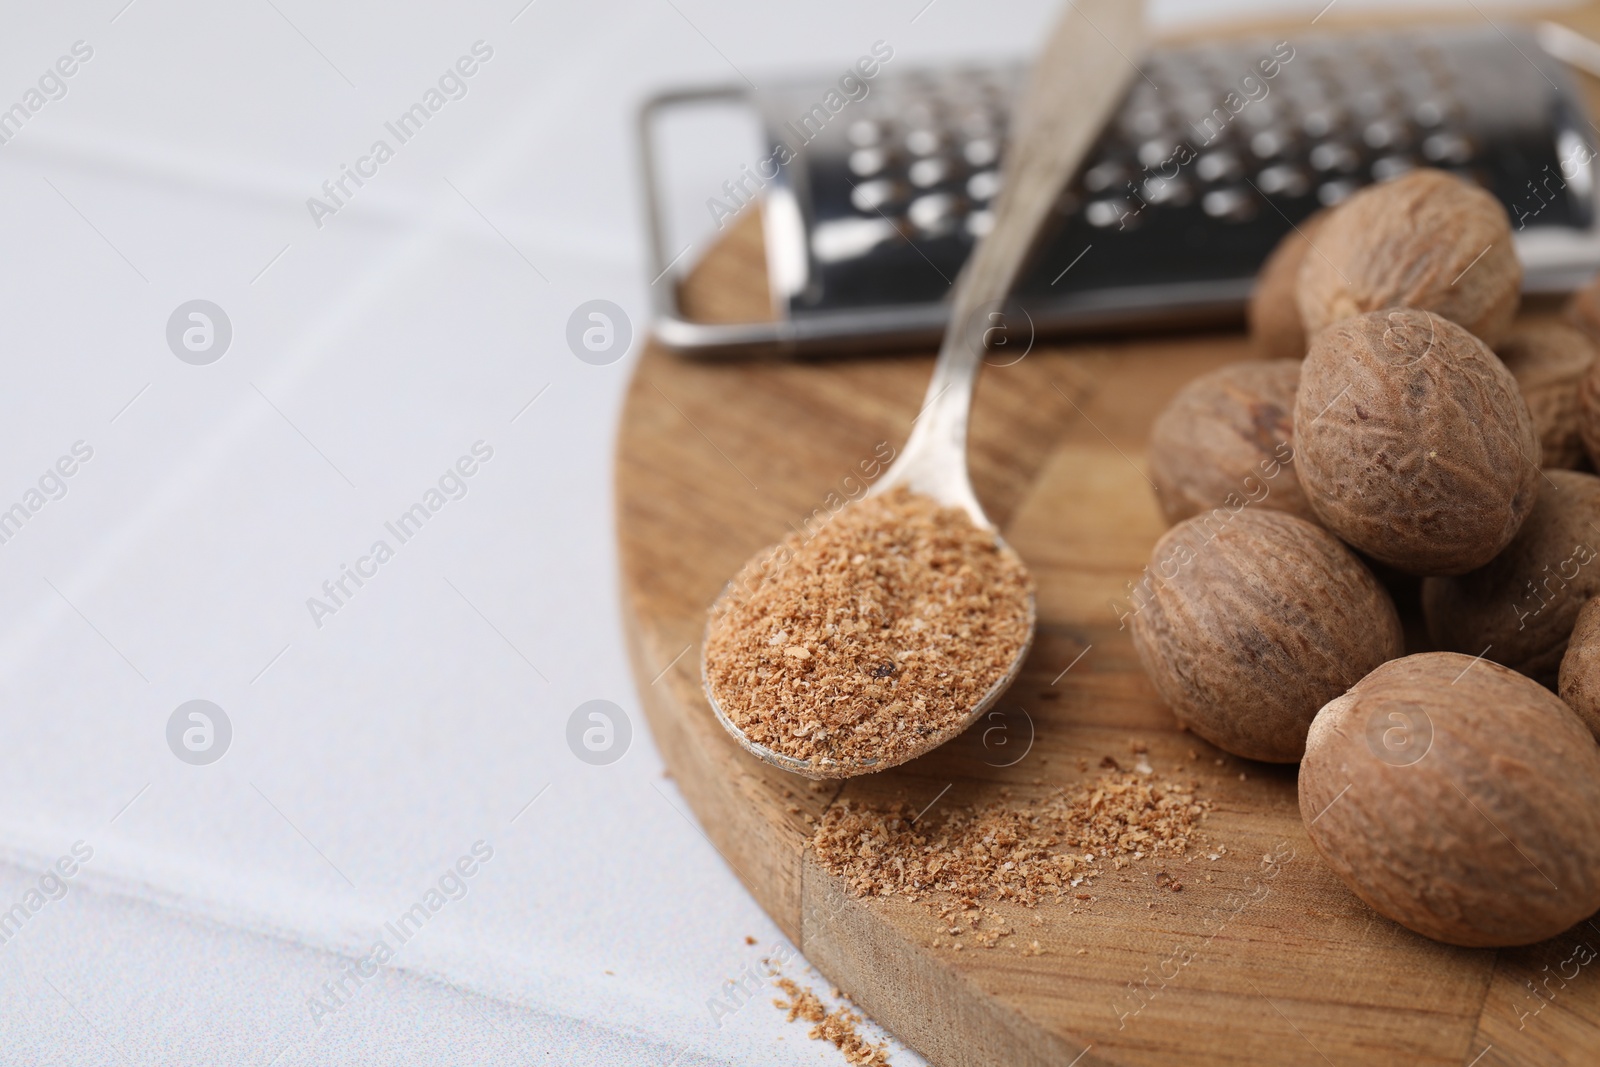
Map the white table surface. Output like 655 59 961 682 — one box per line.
0 0 1558 1063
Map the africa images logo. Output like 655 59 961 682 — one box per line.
305 841 494 1027
0 842 93 947
306 41 494 229
305 442 494 629
705 40 894 229
0 40 94 147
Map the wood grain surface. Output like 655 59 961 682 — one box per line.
616 15 1600 1064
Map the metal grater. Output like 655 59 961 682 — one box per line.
642 23 1600 355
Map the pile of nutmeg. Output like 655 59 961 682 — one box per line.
1133 168 1600 948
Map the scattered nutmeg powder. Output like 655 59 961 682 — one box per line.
704 487 1033 768
772 977 891 1065
812 769 1211 908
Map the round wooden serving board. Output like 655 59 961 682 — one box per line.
616 208 1600 1066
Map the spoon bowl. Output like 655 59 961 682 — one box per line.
701 555 1037 779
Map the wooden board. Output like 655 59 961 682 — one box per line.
615 43 1600 1067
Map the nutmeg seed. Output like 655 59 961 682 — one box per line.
1557 597 1600 741
1297 169 1521 344
1496 321 1595 470
1566 271 1600 345
1248 210 1327 361
1577 339 1600 470
1294 308 1540 576
1129 508 1402 762
1300 652 1600 947
1147 360 1314 526
1422 469 1600 686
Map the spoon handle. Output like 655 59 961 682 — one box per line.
881 0 1146 521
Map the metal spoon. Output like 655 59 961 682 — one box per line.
706 0 1146 777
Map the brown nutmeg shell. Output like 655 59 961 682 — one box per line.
1300 652 1600 947
1557 597 1600 741
1294 308 1540 576
1496 322 1595 470
1578 343 1600 469
1422 469 1600 686
1129 508 1402 763
1566 272 1600 345
1248 210 1327 361
1297 169 1521 344
1147 360 1314 527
